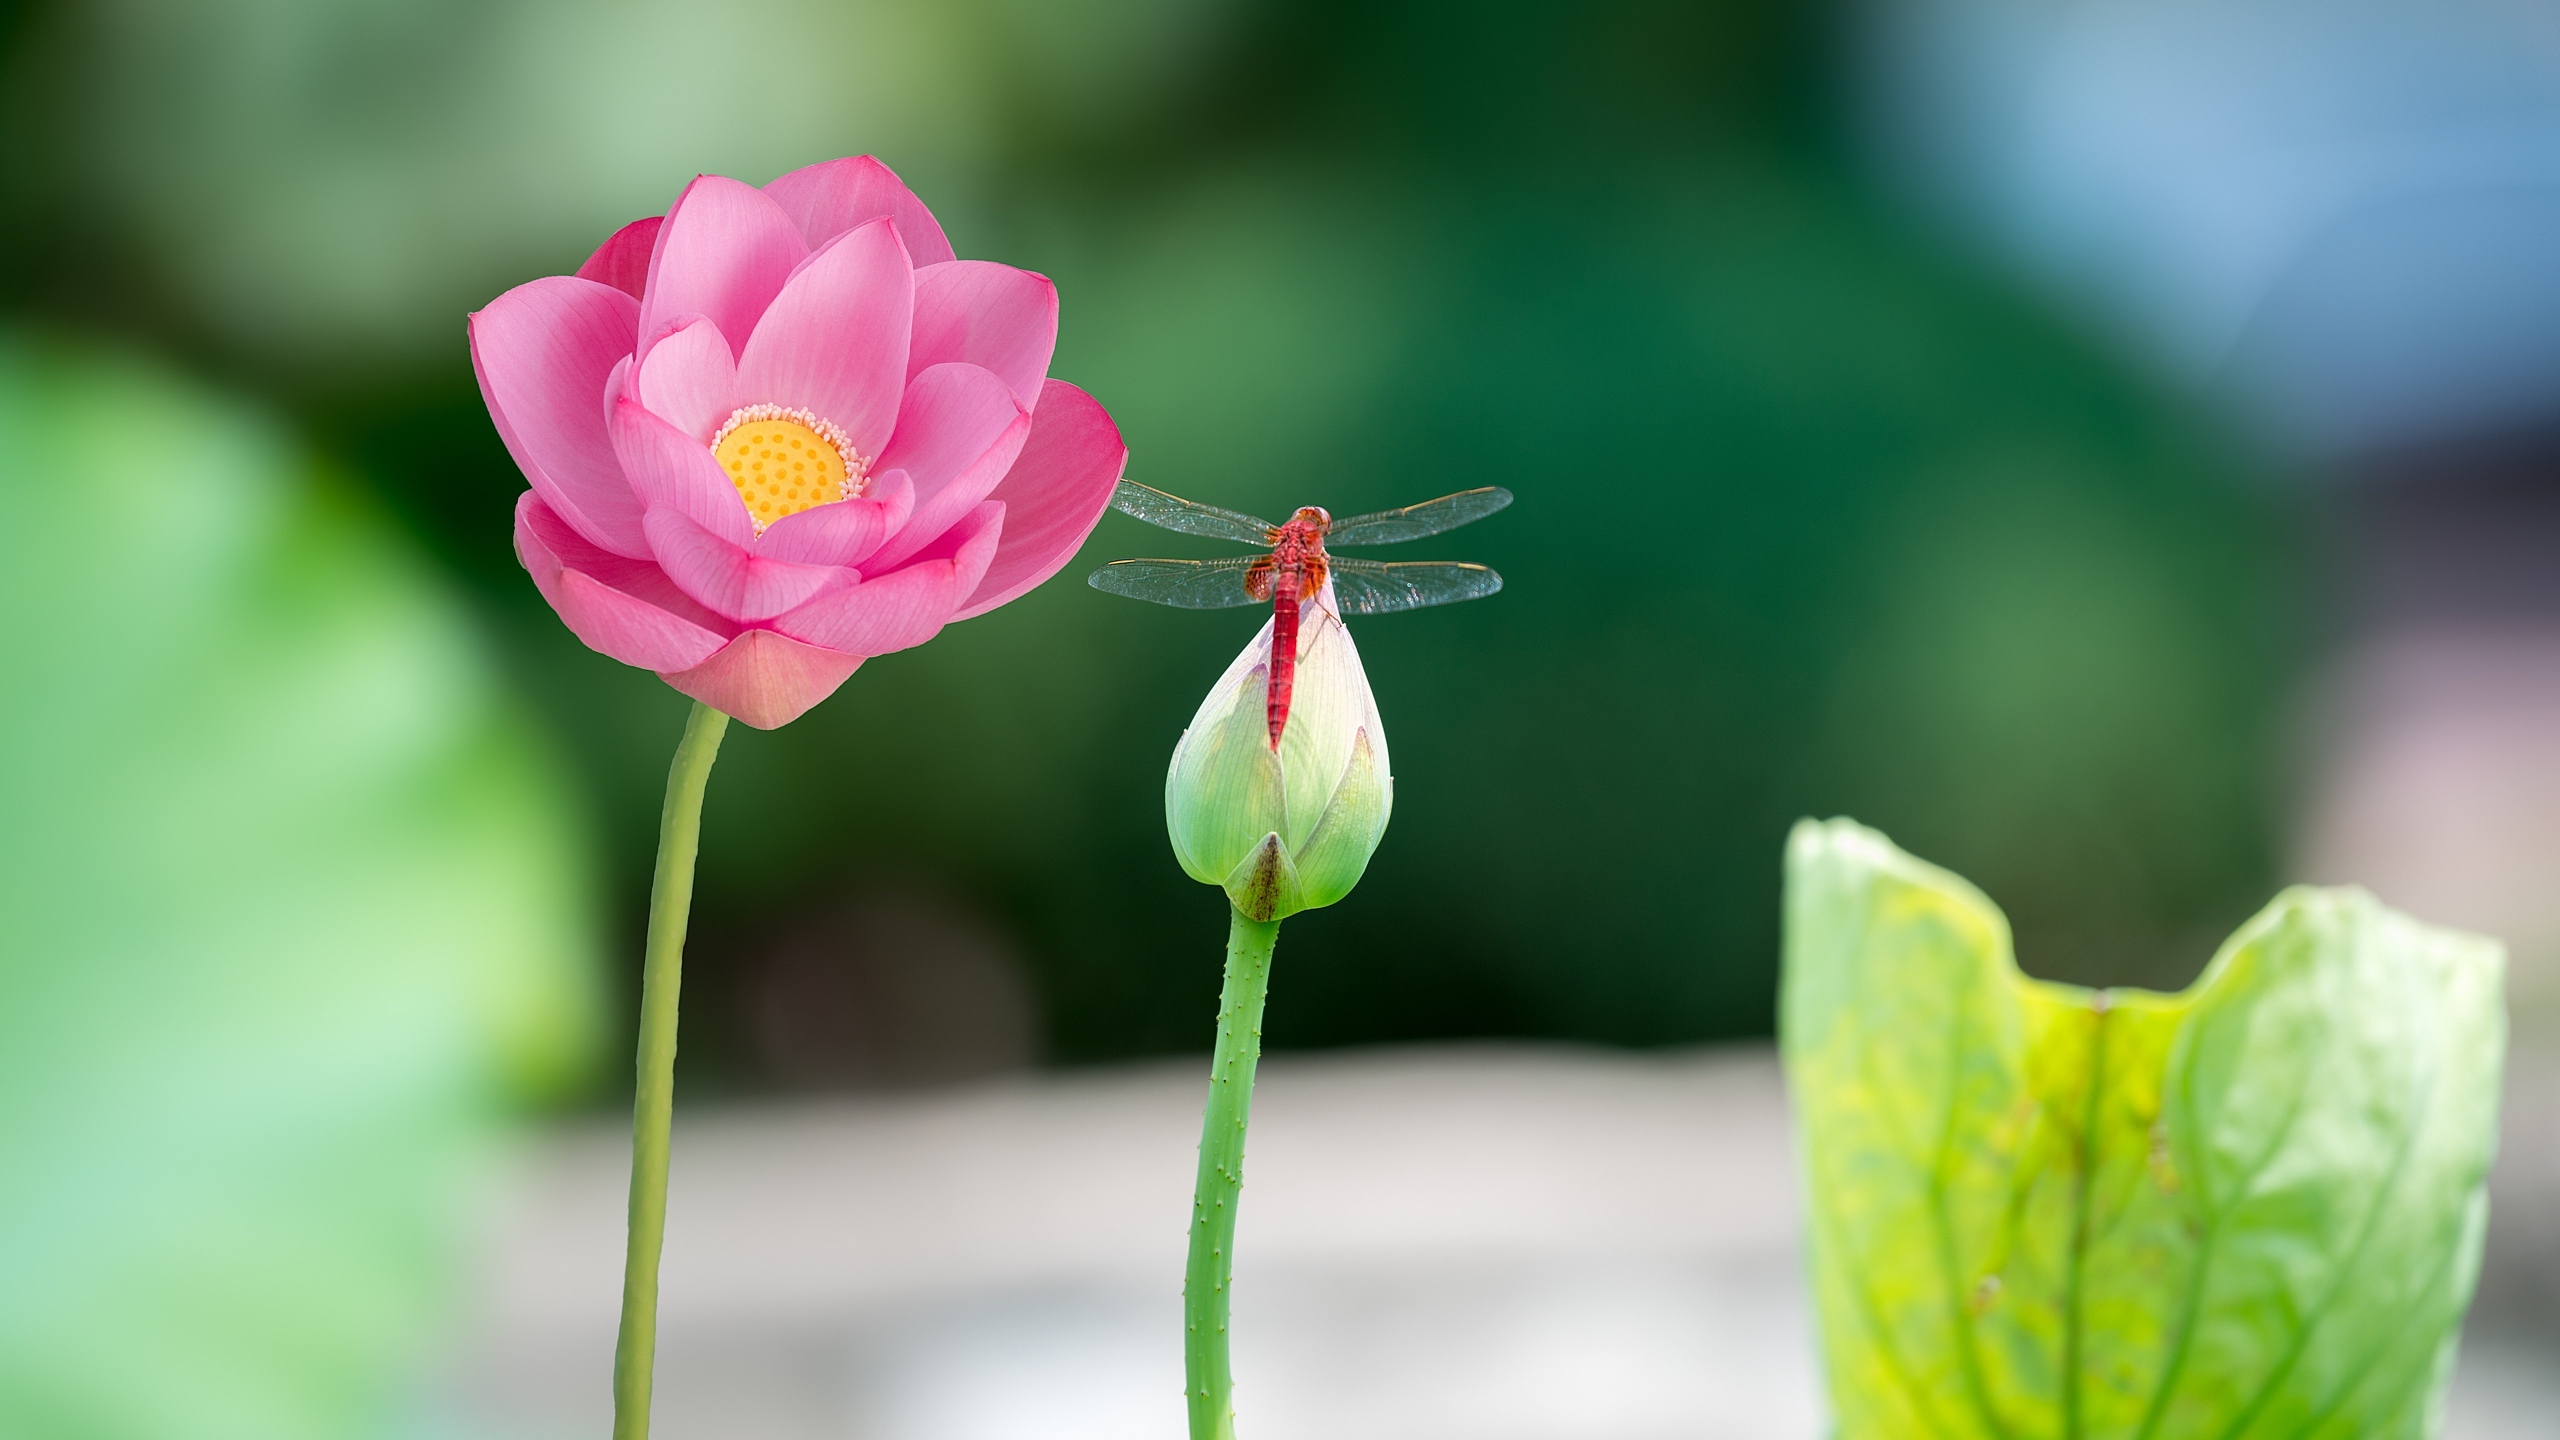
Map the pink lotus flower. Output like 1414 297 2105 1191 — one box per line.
472 157 1127 728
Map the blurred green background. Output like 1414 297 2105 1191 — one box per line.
0 0 2304 1430
0 0 2297 1075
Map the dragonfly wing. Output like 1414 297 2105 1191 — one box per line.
1110 480 1277 545
1326 558 1503 615
1087 556 1269 610
1322 487 1513 545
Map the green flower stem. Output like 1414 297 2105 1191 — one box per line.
1186 907 1282 1440
612 701 729 1440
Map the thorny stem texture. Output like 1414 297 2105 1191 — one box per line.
1185 908 1283 1440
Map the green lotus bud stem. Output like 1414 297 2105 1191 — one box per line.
1166 591 1393 922
1168 593 1392 1438
1184 907 1279 1440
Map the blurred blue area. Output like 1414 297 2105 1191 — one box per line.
1860 0 2560 456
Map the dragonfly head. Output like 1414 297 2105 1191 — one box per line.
1290 505 1331 529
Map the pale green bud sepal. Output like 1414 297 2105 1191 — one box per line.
1283 725 1387 909
1167 599 1394 922
1218 726 1389 920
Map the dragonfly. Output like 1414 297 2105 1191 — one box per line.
1089 480 1511 747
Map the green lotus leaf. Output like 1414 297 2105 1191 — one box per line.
1782 818 2504 1440
0 334 598 1439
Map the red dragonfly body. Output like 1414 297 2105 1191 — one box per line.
1091 483 1511 747
1249 507 1332 746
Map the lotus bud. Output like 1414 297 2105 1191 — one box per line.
1166 589 1393 921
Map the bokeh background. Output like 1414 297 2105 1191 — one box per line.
2 0 2555 1435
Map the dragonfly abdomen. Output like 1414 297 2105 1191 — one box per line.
1258 518 1331 750
1263 546 1338 749
1265 568 1303 750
